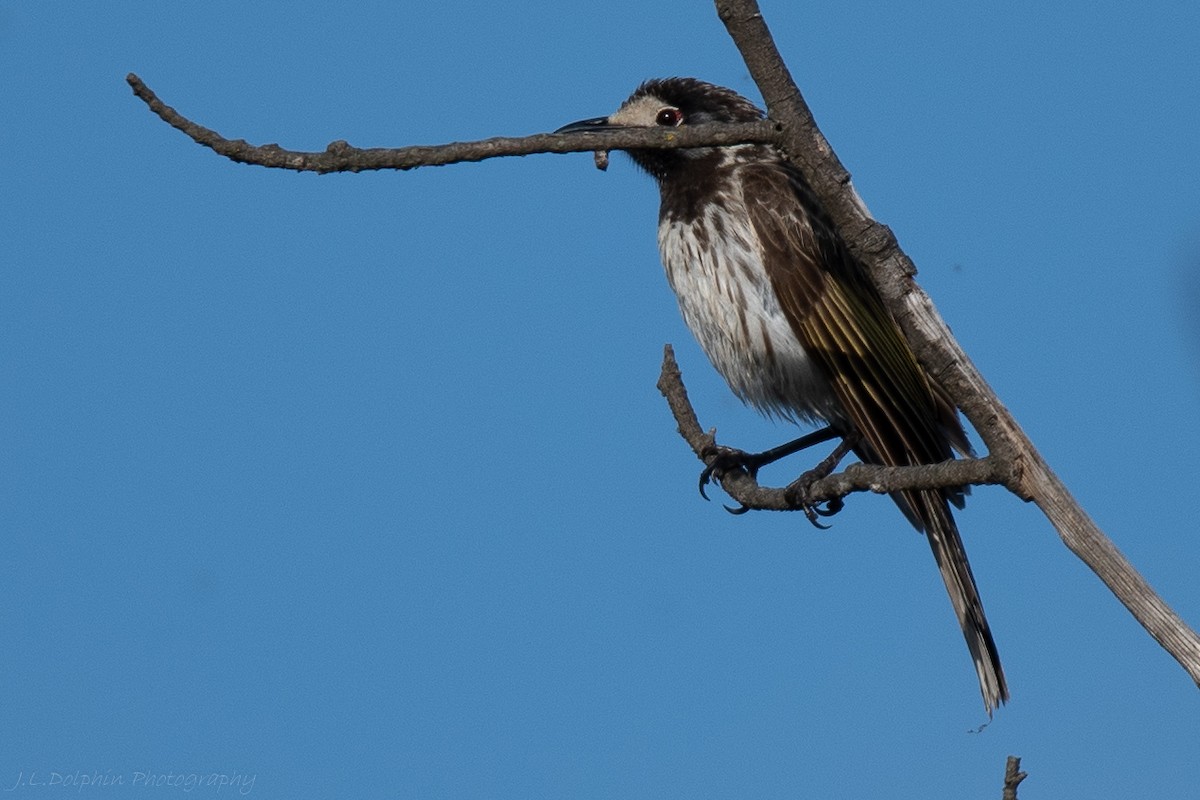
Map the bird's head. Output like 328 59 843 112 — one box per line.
557 78 764 179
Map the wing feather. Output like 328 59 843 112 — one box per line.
739 161 1008 712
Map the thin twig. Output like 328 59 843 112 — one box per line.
125 73 778 174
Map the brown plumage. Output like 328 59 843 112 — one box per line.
560 78 1008 713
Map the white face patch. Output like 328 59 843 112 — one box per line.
607 94 672 127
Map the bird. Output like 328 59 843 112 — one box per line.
557 78 1008 714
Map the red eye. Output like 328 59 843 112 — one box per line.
655 108 683 126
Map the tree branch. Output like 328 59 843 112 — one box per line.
714 0 1200 686
656 345 1005 512
125 73 778 173
1002 756 1027 800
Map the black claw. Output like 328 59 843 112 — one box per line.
697 444 759 501
802 506 833 529
782 433 856 528
813 498 844 517
722 502 751 515
786 481 843 529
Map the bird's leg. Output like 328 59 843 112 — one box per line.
699 425 840 502
783 432 860 528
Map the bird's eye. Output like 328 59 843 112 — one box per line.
655 108 683 127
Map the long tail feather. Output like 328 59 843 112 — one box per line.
916 490 1008 714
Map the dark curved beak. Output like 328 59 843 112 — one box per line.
555 116 612 134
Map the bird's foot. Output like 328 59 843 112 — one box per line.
698 427 850 516
698 444 765 513
784 468 845 529
782 433 858 528
698 426 841 500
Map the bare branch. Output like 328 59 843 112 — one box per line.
1002 756 1027 800
715 0 1200 686
125 73 778 174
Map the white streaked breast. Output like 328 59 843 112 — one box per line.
658 201 841 424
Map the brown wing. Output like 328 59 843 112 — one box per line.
739 161 963 495
740 161 1008 713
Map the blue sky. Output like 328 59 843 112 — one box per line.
4 1 1200 797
